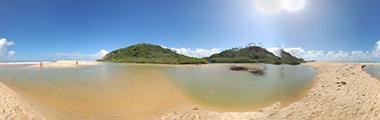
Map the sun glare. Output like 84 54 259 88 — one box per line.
282 0 306 12
254 0 306 15
254 0 283 15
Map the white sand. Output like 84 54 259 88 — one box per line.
160 62 380 120
0 82 45 120
30 60 100 68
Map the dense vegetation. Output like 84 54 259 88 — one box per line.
206 46 304 65
206 46 282 64
100 43 305 65
280 49 305 65
99 43 208 64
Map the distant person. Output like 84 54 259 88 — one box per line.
76 60 79 65
40 62 43 68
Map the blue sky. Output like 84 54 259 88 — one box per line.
1 0 380 61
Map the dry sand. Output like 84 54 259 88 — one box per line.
30 60 100 68
160 62 380 120
0 82 45 120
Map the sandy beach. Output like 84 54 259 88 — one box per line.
0 81 45 120
160 62 380 120
30 60 100 68
1 62 380 120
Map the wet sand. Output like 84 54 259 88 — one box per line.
161 62 380 120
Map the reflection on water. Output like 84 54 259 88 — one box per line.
0 63 316 119
166 64 317 111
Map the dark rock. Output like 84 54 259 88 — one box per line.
230 66 265 75
230 66 249 71
249 69 265 75
362 65 367 69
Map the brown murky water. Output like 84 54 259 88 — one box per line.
0 63 316 119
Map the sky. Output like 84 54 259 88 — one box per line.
1 0 380 61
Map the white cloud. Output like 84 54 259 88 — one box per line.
170 48 222 58
326 50 350 60
55 49 109 60
266 47 305 58
254 0 307 15
7 51 16 58
303 50 325 59
0 38 16 58
283 47 305 57
97 49 109 59
351 50 371 60
254 0 283 15
282 0 306 12
266 47 282 57
266 40 380 61
372 41 380 57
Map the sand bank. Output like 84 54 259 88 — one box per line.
30 60 100 68
0 82 45 120
160 62 380 120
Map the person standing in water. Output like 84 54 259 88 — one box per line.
40 61 43 68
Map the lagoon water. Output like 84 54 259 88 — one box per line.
0 63 316 119
166 64 317 111
365 65 380 79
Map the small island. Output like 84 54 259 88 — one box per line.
98 43 208 64
206 45 305 65
99 43 305 65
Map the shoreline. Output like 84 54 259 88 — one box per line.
0 81 45 119
160 62 380 120
1 62 380 119
29 60 100 68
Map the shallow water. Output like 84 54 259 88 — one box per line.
166 64 317 111
0 63 316 119
365 65 380 79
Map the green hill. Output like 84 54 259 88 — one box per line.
99 43 208 64
280 49 305 65
206 46 304 65
206 46 281 64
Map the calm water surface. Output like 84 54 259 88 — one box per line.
365 65 380 79
166 64 317 110
0 63 316 119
